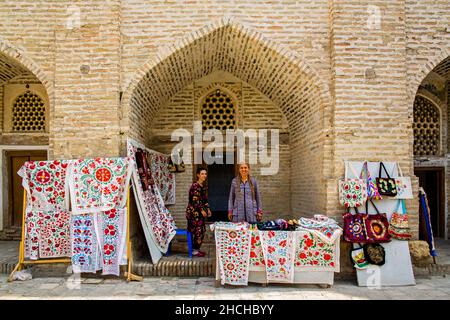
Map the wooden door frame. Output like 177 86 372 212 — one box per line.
0 145 48 231
414 166 446 238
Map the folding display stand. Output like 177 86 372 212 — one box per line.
9 187 142 282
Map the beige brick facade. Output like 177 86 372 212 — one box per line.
0 0 449 241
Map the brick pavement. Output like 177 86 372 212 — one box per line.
0 274 449 300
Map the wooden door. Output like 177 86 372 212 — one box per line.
7 151 47 228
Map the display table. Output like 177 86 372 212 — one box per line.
213 225 341 287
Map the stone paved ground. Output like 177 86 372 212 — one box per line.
0 274 449 300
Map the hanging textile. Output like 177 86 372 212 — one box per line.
95 208 127 276
249 229 265 271
24 211 41 260
294 231 339 272
214 222 251 286
68 157 132 215
127 140 177 259
17 160 72 260
70 213 101 274
419 188 438 257
38 211 71 259
18 160 71 212
260 230 296 283
148 152 176 205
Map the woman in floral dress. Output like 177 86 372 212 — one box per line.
228 163 263 223
186 167 212 257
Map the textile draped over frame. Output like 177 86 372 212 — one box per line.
148 152 176 205
127 139 177 263
67 157 131 275
17 160 72 260
68 157 132 215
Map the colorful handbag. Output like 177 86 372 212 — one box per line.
339 162 367 208
351 244 369 269
394 164 413 199
361 161 382 200
364 200 391 243
343 208 368 243
363 243 386 266
376 162 397 197
389 200 412 240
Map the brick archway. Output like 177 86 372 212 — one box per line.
0 37 53 100
123 18 332 215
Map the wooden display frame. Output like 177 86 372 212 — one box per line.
8 187 142 282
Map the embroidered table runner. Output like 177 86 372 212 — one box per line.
18 160 72 260
249 229 265 271
71 213 101 274
95 208 127 276
214 222 251 286
294 231 339 272
260 230 296 283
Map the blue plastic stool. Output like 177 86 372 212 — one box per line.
166 229 193 258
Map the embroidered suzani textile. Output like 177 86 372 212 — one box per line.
68 157 132 215
18 160 72 260
214 222 251 286
148 152 176 205
71 213 100 273
260 231 296 283
127 141 176 258
294 231 339 272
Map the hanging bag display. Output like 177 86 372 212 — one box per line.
376 162 397 197
361 161 382 200
394 163 413 199
364 199 391 243
389 200 412 240
363 243 386 266
343 207 368 243
339 162 367 208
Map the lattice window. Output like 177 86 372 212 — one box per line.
12 91 46 132
201 89 236 131
413 95 440 156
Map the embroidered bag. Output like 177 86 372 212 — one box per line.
338 162 367 208
343 207 368 243
394 163 413 199
389 200 412 240
376 162 397 197
364 199 391 243
363 243 385 266
350 244 369 269
361 161 382 200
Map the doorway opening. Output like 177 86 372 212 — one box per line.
415 167 446 239
5 150 47 230
193 152 236 222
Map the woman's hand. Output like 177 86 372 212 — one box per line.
207 209 212 217
201 210 207 218
256 210 263 222
228 211 233 221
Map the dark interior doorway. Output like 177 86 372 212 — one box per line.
205 162 235 222
415 167 445 239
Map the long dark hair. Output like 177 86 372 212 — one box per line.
236 163 255 200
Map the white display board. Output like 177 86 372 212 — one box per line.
346 161 416 287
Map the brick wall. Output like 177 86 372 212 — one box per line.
146 72 291 227
0 0 448 239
